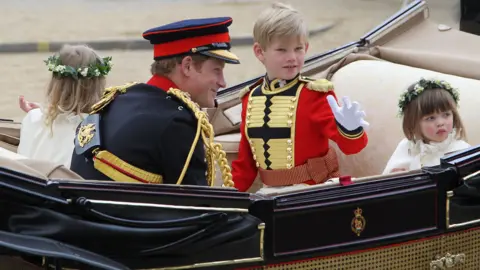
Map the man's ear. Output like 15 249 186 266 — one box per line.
179 55 194 76
253 42 265 62
305 42 309 54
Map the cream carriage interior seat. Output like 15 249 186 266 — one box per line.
330 59 480 178
0 122 20 153
211 58 480 192
0 155 84 181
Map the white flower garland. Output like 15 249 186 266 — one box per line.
45 55 112 79
398 78 460 116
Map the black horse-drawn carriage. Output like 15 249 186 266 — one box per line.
2 0 480 269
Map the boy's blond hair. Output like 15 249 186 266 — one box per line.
253 2 308 49
44 44 106 129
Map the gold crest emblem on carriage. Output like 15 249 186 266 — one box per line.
351 207 366 236
77 123 96 147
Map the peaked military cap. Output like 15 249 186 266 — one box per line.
143 17 240 64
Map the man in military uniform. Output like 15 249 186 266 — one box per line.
70 17 239 187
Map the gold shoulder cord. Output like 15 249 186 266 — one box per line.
167 88 235 188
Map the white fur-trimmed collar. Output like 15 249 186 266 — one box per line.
408 128 458 156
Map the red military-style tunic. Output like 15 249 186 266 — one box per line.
231 74 368 192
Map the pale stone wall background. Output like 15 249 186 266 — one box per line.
0 0 461 121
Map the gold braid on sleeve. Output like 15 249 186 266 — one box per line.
167 88 235 188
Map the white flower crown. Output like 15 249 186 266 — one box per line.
398 78 460 116
45 55 112 79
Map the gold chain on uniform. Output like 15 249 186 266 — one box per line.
167 88 235 188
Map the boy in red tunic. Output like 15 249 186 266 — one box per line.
231 3 370 192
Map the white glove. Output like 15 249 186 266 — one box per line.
326 95 369 131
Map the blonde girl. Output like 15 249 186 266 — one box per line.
18 44 112 167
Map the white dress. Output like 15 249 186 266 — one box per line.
382 129 470 174
17 108 87 168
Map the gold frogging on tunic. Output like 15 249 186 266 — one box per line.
244 78 302 170
246 96 266 128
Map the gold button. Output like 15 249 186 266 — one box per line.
291 97 297 102
287 155 292 161
286 163 293 169
251 146 255 152
249 140 253 145
256 162 260 168
287 120 292 126
247 114 251 119
248 99 253 103
246 120 250 126
287 147 292 153
287 139 292 145
253 155 257 160
290 106 295 110
288 112 293 118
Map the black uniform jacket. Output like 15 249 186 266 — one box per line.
70 75 208 186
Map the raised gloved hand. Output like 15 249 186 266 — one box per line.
326 95 369 131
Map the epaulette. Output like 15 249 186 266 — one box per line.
238 78 264 99
74 114 101 157
300 76 334 92
90 82 139 114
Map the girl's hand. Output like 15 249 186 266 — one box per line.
19 96 40 113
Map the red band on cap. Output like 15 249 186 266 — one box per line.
153 32 230 59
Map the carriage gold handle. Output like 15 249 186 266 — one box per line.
430 253 465 269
